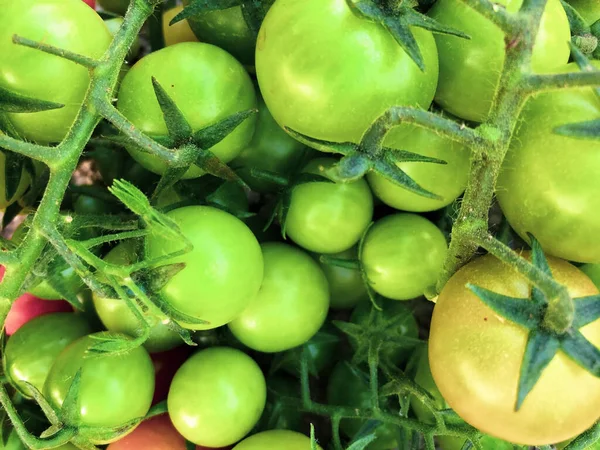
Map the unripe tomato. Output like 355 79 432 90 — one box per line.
163 6 199 47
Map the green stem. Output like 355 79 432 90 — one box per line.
13 35 98 68
523 70 600 92
459 0 521 33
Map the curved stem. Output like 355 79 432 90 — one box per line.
13 35 98 69
0 135 58 165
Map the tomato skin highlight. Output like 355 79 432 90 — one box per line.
256 0 438 146
0 0 113 143
232 430 323 450
429 254 600 445
228 242 329 353
361 213 448 300
117 42 257 178
145 206 264 330
3 313 91 398
497 63 600 263
43 332 155 443
168 347 267 448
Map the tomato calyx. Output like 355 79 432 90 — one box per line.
285 108 447 201
564 2 600 55
346 0 468 71
468 237 600 411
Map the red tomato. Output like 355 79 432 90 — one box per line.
83 0 96 8
1 266 72 335
151 346 192 405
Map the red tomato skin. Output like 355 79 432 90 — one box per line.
83 0 95 8
151 346 192 405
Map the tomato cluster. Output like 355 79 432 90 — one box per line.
1 0 600 449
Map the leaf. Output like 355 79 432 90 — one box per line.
560 329 600 376
573 295 600 329
466 284 542 329
0 85 64 113
193 109 257 149
151 77 193 145
516 330 560 410
563 422 600 450
284 127 359 155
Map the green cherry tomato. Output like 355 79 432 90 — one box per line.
168 347 267 448
163 6 199 47
228 242 329 353
317 247 369 310
0 151 30 211
367 122 471 212
350 298 419 366
232 95 310 193
104 17 140 61
497 63 600 263
429 0 570 122
256 0 438 146
3 312 91 397
233 430 323 450
327 362 400 449
92 241 182 353
429 254 600 445
0 0 112 143
361 214 448 300
581 264 600 288
285 158 374 254
145 206 263 330
43 332 155 443
410 347 514 450
97 0 129 15
567 0 600 25
117 42 257 179
182 0 257 66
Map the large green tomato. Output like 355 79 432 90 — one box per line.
233 430 323 450
145 206 263 330
182 1 257 66
567 0 600 25
429 0 570 122
228 242 329 352
0 151 30 211
232 94 309 193
317 247 369 310
285 158 374 254
168 347 266 448
43 332 155 443
368 123 470 212
497 63 600 263
361 214 447 300
429 254 600 445
117 42 257 179
0 0 112 143
410 348 515 450
256 0 438 146
93 241 182 353
3 313 91 397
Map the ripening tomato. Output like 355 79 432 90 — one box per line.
285 158 374 254
228 242 329 353
106 414 187 450
82 0 95 8
497 63 600 263
0 0 112 143
233 430 323 450
361 214 448 300
43 332 155 443
151 346 192 405
317 247 368 310
145 206 263 330
3 313 91 397
93 241 182 353
163 6 199 47
368 122 470 212
117 42 257 179
168 347 266 448
0 151 30 211
429 254 600 445
4 293 72 335
567 0 600 25
256 0 438 147
428 0 570 122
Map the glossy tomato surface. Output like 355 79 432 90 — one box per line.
361 214 447 300
256 0 438 146
43 332 155 442
286 158 374 254
429 0 570 122
0 0 112 143
228 242 329 352
93 241 182 353
233 430 322 450
117 42 256 178
317 247 369 310
168 347 266 448
429 254 600 445
497 63 600 263
145 206 263 330
3 313 91 397
163 6 198 47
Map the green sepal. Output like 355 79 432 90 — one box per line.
165 321 196 347
560 329 600 376
4 152 25 202
0 85 64 113
137 262 186 292
20 381 61 426
561 1 592 39
555 118 600 139
193 109 257 149
170 0 242 25
466 284 542 329
39 424 63 439
327 153 372 182
151 77 193 145
516 329 560 410
346 421 383 450
86 332 147 355
152 165 190 202
194 148 247 187
60 369 83 425
241 0 276 34
310 424 319 450
319 254 361 271
284 127 358 155
564 422 600 450
146 292 210 327
146 400 168 419
0 112 20 137
569 42 600 98
77 416 142 444
573 295 600 328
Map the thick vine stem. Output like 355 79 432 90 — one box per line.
523 70 600 93
0 135 59 166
